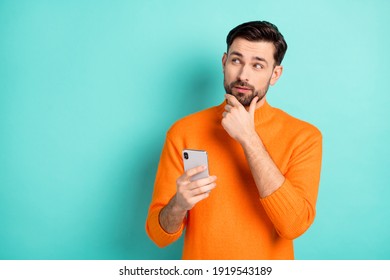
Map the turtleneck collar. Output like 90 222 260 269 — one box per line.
253 100 274 125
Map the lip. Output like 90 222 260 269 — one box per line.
233 86 252 93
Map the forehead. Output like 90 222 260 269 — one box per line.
228 38 275 62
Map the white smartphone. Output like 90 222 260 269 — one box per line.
182 149 209 181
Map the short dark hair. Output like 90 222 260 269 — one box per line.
226 21 288 65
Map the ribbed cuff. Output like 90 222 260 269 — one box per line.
259 179 310 239
260 179 302 217
146 208 185 248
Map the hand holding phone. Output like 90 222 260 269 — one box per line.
158 149 215 233
171 149 216 212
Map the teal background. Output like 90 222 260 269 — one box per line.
1 0 389 260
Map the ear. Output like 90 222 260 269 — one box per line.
222 52 227 72
270 65 283 86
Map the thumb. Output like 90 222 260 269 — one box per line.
249 96 259 117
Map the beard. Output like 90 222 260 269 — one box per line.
224 79 270 107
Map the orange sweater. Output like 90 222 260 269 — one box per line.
146 101 322 259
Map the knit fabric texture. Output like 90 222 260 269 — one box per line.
146 101 322 259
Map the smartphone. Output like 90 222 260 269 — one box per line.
182 149 209 182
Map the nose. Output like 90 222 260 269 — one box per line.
237 64 250 82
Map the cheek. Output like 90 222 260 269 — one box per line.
224 67 238 82
253 76 268 86
258 72 274 85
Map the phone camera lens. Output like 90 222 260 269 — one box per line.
184 152 189 159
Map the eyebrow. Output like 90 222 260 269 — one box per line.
229 51 269 65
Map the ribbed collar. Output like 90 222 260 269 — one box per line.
216 99 275 126
254 100 275 126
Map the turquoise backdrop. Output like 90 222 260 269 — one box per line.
1 0 389 260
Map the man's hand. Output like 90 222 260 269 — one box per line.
221 94 259 144
159 166 217 233
175 165 217 211
221 94 284 198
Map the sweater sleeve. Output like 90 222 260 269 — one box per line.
145 132 186 247
260 129 322 240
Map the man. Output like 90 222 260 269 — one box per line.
146 21 322 259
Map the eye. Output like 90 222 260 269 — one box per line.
254 63 263 69
231 58 240 64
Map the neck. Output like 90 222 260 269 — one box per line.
255 96 267 109
243 96 267 111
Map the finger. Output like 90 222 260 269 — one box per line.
224 104 233 112
224 94 241 107
191 181 217 196
177 165 207 185
180 180 216 204
191 181 217 199
193 182 217 195
249 96 259 116
188 191 211 207
188 175 217 190
184 165 207 180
